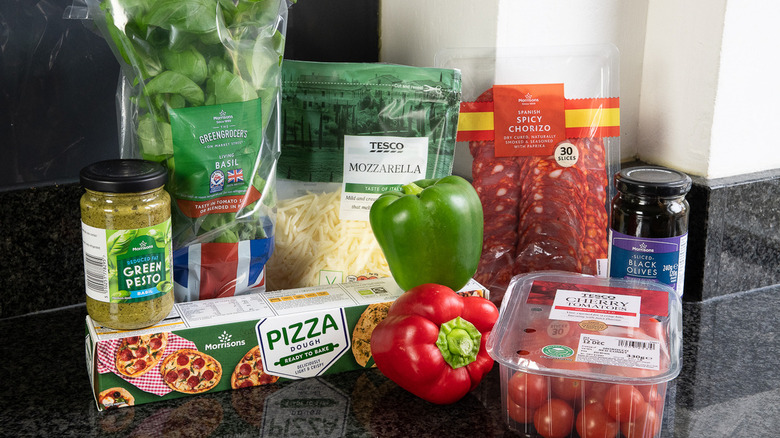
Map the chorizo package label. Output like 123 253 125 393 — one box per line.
492 83 567 157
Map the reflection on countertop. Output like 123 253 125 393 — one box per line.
1 284 779 438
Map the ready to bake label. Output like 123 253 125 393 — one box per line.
256 309 351 379
549 289 642 328
492 83 567 157
576 333 661 370
341 135 428 221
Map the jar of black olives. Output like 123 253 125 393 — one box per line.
608 166 692 296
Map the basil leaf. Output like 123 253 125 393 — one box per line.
145 0 219 34
206 70 258 105
161 47 208 84
144 71 205 106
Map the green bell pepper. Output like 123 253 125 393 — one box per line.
369 175 484 291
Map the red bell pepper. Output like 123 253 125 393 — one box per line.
370 283 499 404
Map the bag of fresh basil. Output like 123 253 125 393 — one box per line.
81 0 293 301
267 60 462 290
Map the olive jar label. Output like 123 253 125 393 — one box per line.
608 230 688 296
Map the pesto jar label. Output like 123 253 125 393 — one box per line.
82 220 173 303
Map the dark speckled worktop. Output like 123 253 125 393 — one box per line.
1 168 779 437
1 285 779 437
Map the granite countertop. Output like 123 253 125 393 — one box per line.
1 285 779 438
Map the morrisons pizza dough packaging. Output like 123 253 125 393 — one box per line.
86 278 487 410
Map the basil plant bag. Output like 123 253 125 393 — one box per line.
267 60 462 291
83 0 292 301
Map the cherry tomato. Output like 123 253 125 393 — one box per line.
621 404 662 438
580 381 612 409
508 371 549 409
533 398 575 438
550 376 591 403
576 402 620 438
507 397 535 424
603 384 646 422
637 383 665 412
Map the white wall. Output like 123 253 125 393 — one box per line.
640 0 780 178
708 1 780 178
638 0 726 176
379 0 499 68
380 0 780 179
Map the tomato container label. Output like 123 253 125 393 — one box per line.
549 288 642 327
528 280 671 317
576 333 661 370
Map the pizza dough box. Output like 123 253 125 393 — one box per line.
85 277 489 410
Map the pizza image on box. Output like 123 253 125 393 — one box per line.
98 387 135 409
160 349 222 394
115 333 169 378
352 302 391 367
231 346 280 389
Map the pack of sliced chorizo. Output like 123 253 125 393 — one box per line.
436 45 621 304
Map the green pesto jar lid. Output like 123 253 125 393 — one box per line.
80 159 167 193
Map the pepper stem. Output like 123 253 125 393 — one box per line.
401 182 424 196
436 316 482 369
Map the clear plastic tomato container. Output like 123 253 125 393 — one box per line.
486 272 682 438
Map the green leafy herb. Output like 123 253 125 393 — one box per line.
89 0 289 246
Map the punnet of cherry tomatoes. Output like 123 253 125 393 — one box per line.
486 272 682 438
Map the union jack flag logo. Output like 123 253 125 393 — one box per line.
227 169 244 183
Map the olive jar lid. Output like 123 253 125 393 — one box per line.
80 159 167 193
614 166 692 197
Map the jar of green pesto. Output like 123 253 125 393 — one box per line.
80 159 174 329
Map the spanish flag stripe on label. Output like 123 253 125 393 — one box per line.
565 125 621 139
456 101 495 142
564 108 620 128
457 97 619 142
457 111 494 132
